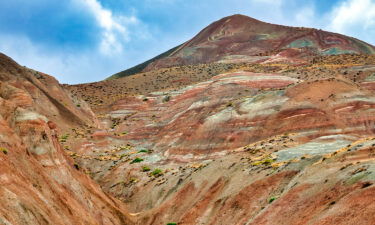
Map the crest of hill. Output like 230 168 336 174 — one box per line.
108 14 375 80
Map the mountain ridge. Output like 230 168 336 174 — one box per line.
108 14 375 80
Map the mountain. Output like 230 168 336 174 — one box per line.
71 56 375 224
108 14 375 79
3 13 375 225
0 53 135 225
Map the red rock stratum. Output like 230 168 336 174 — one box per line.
0 54 134 225
2 14 375 225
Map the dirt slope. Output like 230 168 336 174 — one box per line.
68 54 375 224
109 14 375 79
0 53 134 225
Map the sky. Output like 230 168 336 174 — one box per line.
0 0 374 84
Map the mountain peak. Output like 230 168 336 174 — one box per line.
109 14 375 78
217 14 264 24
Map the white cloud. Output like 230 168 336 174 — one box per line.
328 0 375 44
76 0 138 55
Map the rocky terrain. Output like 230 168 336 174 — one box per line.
2 14 375 225
0 54 134 225
108 14 375 79
68 60 375 225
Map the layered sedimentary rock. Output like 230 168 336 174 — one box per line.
0 54 134 225
70 65 375 224
146 14 375 70
109 14 375 79
3 14 375 225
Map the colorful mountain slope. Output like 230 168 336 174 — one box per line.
109 14 375 79
0 54 134 225
69 58 375 224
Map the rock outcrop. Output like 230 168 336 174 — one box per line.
0 53 134 225
71 60 375 225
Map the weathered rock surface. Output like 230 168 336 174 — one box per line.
3 14 375 225
146 14 375 70
70 59 375 224
0 53 134 225
109 14 375 79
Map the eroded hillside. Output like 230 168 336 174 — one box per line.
0 54 134 225
108 14 375 79
66 54 375 225
2 14 375 225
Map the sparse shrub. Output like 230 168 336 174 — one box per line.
163 95 171 102
129 177 138 183
119 154 127 160
76 104 81 107
59 134 69 143
251 157 275 166
0 147 8 155
138 149 148 153
268 196 278 203
151 168 163 177
130 158 143 164
166 223 177 225
142 166 151 172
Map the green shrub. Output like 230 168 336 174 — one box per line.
151 168 163 177
166 223 177 225
142 166 151 172
76 104 81 107
138 149 148 153
251 158 275 166
268 196 278 203
59 134 69 143
130 158 143 164
0 147 8 155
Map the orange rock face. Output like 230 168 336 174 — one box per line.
0 54 134 225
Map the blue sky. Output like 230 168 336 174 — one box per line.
0 0 374 84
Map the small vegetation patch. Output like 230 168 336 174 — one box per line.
251 157 275 166
151 168 163 177
138 149 149 153
119 154 127 160
110 118 121 129
59 134 69 143
130 157 144 164
163 95 171 102
142 166 151 172
0 147 8 155
268 196 278 203
166 223 177 225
